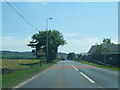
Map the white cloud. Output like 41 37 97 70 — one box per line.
4 33 14 36
1 36 32 51
58 37 102 53
63 33 79 37
112 39 118 44
1 35 118 53
43 2 48 5
58 37 119 53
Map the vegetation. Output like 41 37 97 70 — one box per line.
91 38 112 62
1 51 68 60
102 38 114 45
76 60 120 71
76 54 82 60
28 30 66 63
91 38 119 66
1 51 34 59
57 52 68 60
78 38 119 67
2 59 41 69
67 52 76 60
2 59 59 88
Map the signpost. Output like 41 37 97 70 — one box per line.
37 50 45 56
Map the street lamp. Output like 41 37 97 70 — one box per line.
46 18 52 30
46 18 52 63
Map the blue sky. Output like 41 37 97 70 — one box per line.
1 2 118 53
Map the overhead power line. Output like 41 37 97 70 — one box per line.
5 1 39 31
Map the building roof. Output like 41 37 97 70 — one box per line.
88 44 120 54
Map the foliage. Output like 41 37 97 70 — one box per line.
1 51 35 59
2 59 41 69
76 60 120 71
28 30 66 63
57 52 68 59
81 38 119 66
102 38 114 45
91 38 113 61
76 54 82 60
2 62 54 88
67 52 76 60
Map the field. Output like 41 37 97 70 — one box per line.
2 59 41 69
2 59 57 88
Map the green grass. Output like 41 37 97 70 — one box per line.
2 59 57 88
2 59 41 69
52 59 60 63
0 74 2 90
76 60 120 71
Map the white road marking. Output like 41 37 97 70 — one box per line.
14 64 56 89
73 67 79 71
14 70 48 89
67 61 73 66
80 72 95 83
67 61 79 71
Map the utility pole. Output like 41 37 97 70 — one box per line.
46 18 52 63
103 45 106 66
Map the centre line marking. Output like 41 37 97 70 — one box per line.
73 67 79 71
67 61 78 71
80 72 95 83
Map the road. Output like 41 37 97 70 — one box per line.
15 60 119 88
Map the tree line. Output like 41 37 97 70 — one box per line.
27 30 119 67
67 38 119 67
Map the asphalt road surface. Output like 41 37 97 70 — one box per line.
16 60 119 88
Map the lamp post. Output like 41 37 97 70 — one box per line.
46 18 52 63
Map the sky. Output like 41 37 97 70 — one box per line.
1 1 118 53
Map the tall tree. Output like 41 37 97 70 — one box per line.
77 54 82 60
67 52 76 60
28 30 66 63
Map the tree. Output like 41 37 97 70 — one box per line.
76 54 82 60
102 38 114 45
28 30 66 63
67 52 76 60
91 38 113 64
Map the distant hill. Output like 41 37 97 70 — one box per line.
57 52 68 59
1 51 35 59
1 51 68 59
1 51 33 55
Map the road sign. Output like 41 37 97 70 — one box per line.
37 50 45 56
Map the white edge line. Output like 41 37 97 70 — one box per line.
80 72 95 83
14 69 49 89
14 64 56 89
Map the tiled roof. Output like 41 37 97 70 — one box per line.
88 44 120 54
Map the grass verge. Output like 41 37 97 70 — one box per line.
76 60 120 71
2 62 56 88
2 59 41 69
